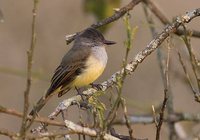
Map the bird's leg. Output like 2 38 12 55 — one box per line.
75 87 91 110
75 87 85 99
90 83 103 90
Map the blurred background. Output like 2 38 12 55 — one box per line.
0 0 200 139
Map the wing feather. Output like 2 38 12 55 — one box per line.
45 45 90 97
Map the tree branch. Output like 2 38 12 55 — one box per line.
156 43 170 140
66 0 200 45
143 0 200 38
0 121 121 140
113 112 200 125
20 0 39 138
65 0 142 44
0 105 65 127
0 129 18 139
64 120 120 140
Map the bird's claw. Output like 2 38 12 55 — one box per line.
90 83 103 90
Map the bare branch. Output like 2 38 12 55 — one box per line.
143 6 178 139
110 128 148 140
177 52 199 102
65 0 142 44
65 0 200 44
181 24 200 101
0 129 18 139
64 120 120 140
143 0 200 38
155 41 170 140
121 99 134 139
20 0 39 138
113 112 200 125
0 105 65 127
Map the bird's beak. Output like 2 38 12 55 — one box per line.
103 39 116 45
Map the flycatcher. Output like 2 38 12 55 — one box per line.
29 27 116 115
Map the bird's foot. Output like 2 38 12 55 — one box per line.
75 87 88 101
75 87 92 110
90 83 103 91
80 101 92 110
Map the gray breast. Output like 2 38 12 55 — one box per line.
91 46 108 67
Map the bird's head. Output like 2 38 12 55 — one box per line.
75 27 116 47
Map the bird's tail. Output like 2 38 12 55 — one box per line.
29 87 63 116
29 96 49 116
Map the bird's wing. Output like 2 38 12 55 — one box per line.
45 46 90 97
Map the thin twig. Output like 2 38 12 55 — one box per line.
65 0 142 44
143 0 170 25
0 128 72 140
143 5 177 139
0 129 19 140
151 105 158 127
66 0 200 45
105 13 135 137
177 52 198 99
143 4 157 37
121 99 134 139
113 112 200 125
20 0 39 138
165 40 176 140
156 41 170 140
182 24 200 102
143 0 200 38
0 105 121 140
0 105 65 127
110 128 148 140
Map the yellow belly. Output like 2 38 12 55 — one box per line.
72 55 105 87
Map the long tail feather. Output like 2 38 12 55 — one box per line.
29 96 48 116
29 89 56 116
29 87 66 116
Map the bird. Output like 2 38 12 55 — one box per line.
29 27 116 116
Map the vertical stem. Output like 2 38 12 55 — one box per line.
156 44 170 140
182 24 200 102
143 5 176 140
104 14 135 138
20 0 38 138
